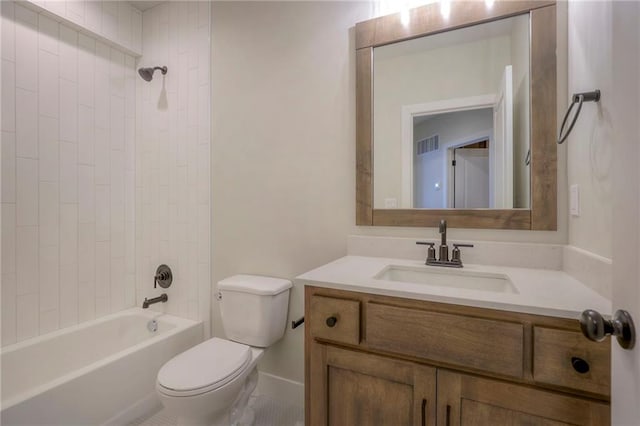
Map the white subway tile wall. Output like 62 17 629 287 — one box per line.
1 1 138 345
21 0 142 56
2 0 211 345
136 2 210 323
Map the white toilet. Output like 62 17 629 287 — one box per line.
155 275 292 425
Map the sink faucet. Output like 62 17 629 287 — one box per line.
416 219 474 268
438 219 448 262
142 293 168 309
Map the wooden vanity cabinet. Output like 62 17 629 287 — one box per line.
437 370 609 426
309 343 437 426
305 286 611 426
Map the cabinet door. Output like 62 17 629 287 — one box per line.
437 370 610 426
307 342 436 426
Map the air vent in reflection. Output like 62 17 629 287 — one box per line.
416 134 439 155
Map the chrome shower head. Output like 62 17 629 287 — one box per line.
138 66 167 82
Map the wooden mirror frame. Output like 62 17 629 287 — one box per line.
356 0 557 230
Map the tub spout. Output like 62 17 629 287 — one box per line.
142 293 168 309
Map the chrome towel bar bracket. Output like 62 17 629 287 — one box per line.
557 89 601 144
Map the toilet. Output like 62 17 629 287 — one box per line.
156 275 292 425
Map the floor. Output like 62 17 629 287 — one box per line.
129 395 304 426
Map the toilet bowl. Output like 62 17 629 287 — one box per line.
156 338 264 425
155 275 292 426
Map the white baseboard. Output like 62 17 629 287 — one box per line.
255 371 304 410
101 392 162 426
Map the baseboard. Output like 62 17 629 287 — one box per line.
563 245 612 300
101 392 162 426
255 371 304 410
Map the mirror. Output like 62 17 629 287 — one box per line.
373 15 531 210
356 0 557 230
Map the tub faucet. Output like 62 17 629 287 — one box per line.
142 293 168 309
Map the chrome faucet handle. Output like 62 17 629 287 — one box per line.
451 243 474 264
416 241 437 263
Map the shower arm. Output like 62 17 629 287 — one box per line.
153 66 168 75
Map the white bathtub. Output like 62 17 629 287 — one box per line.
1 308 202 425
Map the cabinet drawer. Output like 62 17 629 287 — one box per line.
533 327 610 396
309 296 360 345
366 302 524 377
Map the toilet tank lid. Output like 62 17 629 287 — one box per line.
218 274 292 296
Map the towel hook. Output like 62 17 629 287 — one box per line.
557 90 601 144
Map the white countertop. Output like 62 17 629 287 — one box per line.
296 256 612 319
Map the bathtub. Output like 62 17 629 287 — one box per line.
1 308 202 425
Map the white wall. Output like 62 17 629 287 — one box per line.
211 1 373 384
207 0 616 390
210 1 569 385
415 149 444 208
135 2 211 332
566 1 613 259
1 1 138 346
373 34 511 208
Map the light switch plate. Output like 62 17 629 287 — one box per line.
570 184 580 216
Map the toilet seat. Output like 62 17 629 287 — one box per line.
157 338 252 398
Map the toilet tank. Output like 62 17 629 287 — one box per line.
217 275 292 348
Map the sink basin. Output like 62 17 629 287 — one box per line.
374 265 517 293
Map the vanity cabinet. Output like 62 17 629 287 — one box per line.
437 370 609 426
305 286 611 426
311 343 437 426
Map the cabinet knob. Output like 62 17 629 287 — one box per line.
571 356 590 374
326 316 337 327
579 309 636 349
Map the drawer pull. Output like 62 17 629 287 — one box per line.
571 356 590 374
445 404 451 426
326 316 338 327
